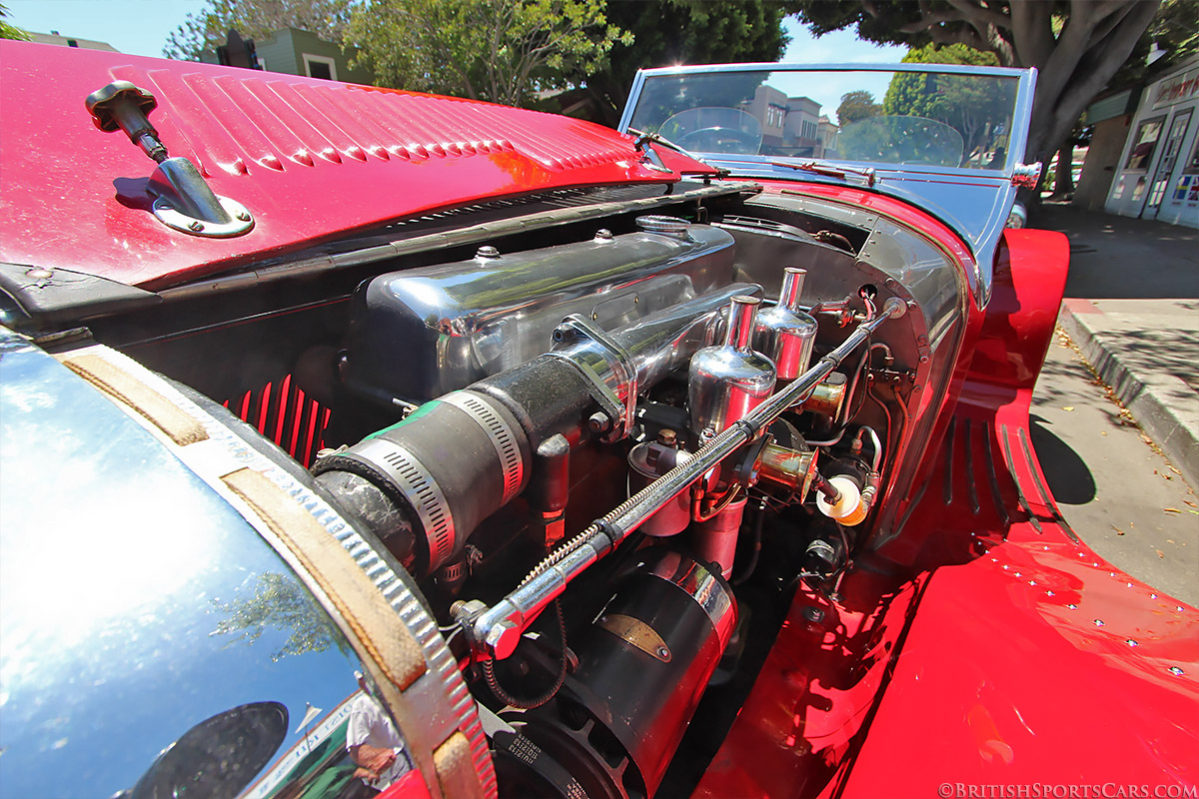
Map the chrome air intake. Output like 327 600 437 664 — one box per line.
688 295 776 436
317 285 761 575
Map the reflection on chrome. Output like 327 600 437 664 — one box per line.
0 337 387 798
241 684 412 799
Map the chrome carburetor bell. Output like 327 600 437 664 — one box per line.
753 267 818 381
688 295 777 436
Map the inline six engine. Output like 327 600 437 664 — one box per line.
291 205 953 798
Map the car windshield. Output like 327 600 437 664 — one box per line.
626 67 1020 172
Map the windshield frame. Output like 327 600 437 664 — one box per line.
618 62 1038 308
618 61 1035 178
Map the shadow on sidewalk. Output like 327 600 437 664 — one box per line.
1031 201 1199 300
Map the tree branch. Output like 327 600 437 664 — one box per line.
925 23 989 52
945 0 1011 32
897 11 965 33
1026 0 1160 160
1010 0 1054 66
1089 2 1135 45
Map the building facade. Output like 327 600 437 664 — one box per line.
740 86 835 158
201 28 373 86
26 31 116 51
1104 56 1199 228
1072 88 1140 211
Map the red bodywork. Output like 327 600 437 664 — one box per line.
0 41 696 289
4 41 1196 798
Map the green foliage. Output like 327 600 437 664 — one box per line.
1147 0 1199 65
882 43 1013 157
782 1 944 50
900 41 998 68
836 90 882 126
209 572 350 662
575 0 791 125
0 3 30 41
346 0 631 107
1113 0 1199 85
163 0 352 61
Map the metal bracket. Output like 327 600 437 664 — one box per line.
1011 162 1043 188
633 134 678 174
548 314 638 442
148 158 254 238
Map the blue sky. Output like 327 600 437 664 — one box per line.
7 2 908 64
6 0 209 55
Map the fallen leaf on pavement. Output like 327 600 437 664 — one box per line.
1063 406 1074 412
1156 550 1165 559
1164 507 1181 514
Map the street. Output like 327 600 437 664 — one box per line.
1030 302 1198 607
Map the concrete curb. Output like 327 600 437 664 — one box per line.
1058 298 1199 491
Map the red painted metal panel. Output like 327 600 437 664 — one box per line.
695 571 927 799
377 768 433 798
0 41 693 289
967 229 1071 390
840 534 1199 795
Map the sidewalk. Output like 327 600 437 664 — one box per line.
1035 201 1199 490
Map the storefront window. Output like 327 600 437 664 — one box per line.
1124 116 1165 171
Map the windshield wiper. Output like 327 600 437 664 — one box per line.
628 128 716 173
770 160 877 188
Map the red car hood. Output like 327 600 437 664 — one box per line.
0 41 705 289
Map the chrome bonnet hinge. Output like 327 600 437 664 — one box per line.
85 80 253 238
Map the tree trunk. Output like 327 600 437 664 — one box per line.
1023 0 1160 166
1050 142 1074 200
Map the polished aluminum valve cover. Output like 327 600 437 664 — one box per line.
346 219 735 404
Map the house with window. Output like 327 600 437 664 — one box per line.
783 96 822 157
201 27 373 85
816 115 840 159
740 86 826 157
742 84 790 148
26 30 117 52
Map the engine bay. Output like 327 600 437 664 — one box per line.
73 181 969 798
